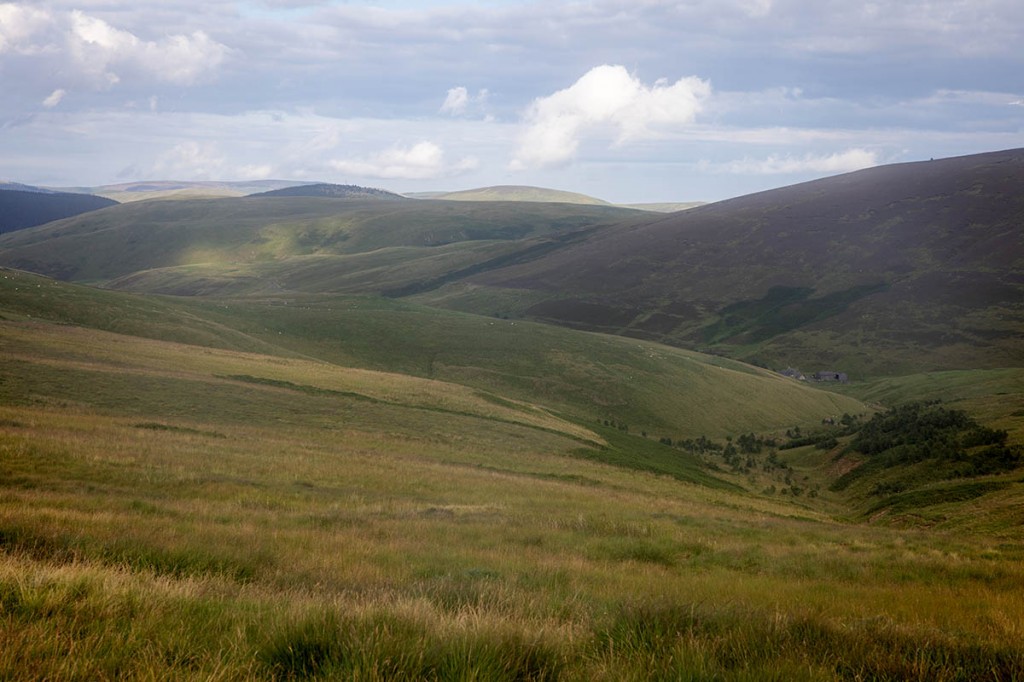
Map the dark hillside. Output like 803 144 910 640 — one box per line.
447 148 1024 375
0 189 118 234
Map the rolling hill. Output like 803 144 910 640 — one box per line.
428 185 611 205
3 151 1024 679
2 150 1021 379
5 267 1022 679
0 196 645 293
248 182 405 199
0 189 118 235
0 266 865 440
56 179 312 202
1 150 1021 381
417 186 703 213
420 148 1024 377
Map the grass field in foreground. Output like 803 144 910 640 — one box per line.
2 320 1023 679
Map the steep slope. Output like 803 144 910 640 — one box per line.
0 189 118 234
427 148 1024 376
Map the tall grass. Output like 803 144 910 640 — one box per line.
1 317 1022 679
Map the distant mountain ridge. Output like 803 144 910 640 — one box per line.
429 185 611 206
249 183 406 199
0 181 59 194
416 186 703 212
56 180 314 202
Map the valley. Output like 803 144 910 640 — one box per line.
1 149 1022 680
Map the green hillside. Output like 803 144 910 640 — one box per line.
0 267 864 440
58 179 311 202
4 146 1024 677
424 149 1024 377
3 269 1024 679
3 150 1020 381
0 197 643 294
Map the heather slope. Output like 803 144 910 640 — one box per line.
430 148 1024 376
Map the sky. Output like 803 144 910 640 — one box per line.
1 0 1022 203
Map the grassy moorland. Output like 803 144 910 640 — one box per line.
0 268 865 440
2 315 1024 680
0 195 644 294
422 149 1024 377
3 151 1021 380
0 261 1023 679
1 145 1023 679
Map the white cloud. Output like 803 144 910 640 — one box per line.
330 141 478 180
714 148 879 175
0 3 51 54
511 65 711 169
150 141 270 181
440 86 489 118
0 6 230 90
152 141 227 179
440 86 469 115
68 10 229 87
236 163 274 180
42 88 66 108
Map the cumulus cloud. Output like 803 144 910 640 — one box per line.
0 6 229 89
0 3 51 54
440 86 489 117
440 87 469 115
715 148 879 175
511 65 711 169
330 141 478 180
42 88 66 108
68 10 229 87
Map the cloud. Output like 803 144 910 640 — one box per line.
440 87 469 115
440 86 489 117
0 3 51 54
511 65 711 169
68 10 229 87
152 141 228 179
236 163 274 180
0 6 230 90
330 141 478 180
714 148 879 175
42 88 66 108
